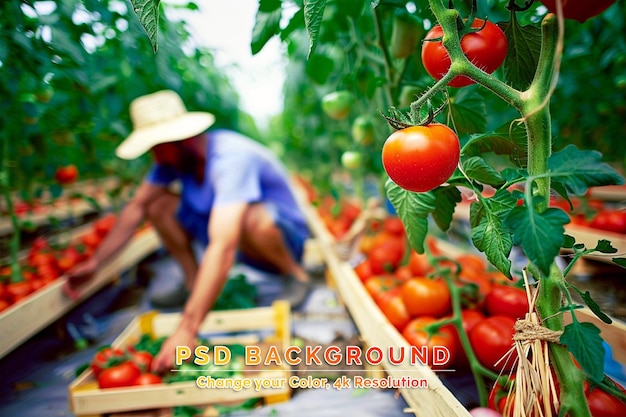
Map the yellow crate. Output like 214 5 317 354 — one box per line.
68 301 292 416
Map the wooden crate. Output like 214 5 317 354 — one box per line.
564 223 626 264
294 187 626 417
0 225 161 359
68 301 292 416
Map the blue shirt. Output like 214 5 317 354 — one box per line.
145 129 310 247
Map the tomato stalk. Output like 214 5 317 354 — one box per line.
421 1 592 415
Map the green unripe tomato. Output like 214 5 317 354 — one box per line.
341 150 363 170
321 91 354 120
399 85 423 108
390 9 423 60
351 116 375 145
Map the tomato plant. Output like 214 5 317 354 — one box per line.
421 19 508 88
382 124 460 192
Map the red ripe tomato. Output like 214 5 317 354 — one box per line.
134 373 162 386
401 316 459 368
421 19 508 87
485 285 530 320
91 347 126 377
368 237 405 274
129 350 153 373
469 315 516 373
97 361 141 389
354 259 375 282
585 379 626 417
408 250 433 276
54 164 79 185
454 309 487 366
382 124 460 193
400 277 451 318
377 289 412 331
382 217 405 237
56 246 84 273
6 281 34 303
93 213 117 237
364 275 402 304
539 0 616 23
589 210 626 234
0 299 10 313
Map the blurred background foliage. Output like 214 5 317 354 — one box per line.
0 0 251 202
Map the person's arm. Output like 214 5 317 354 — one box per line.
63 181 167 295
152 201 248 371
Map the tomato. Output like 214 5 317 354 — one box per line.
377 289 412 330
0 299 10 313
134 373 162 386
364 275 402 304
81 230 103 249
341 151 363 170
354 259 375 282
390 8 423 59
351 115 375 145
129 350 153 373
469 315 516 373
6 281 34 303
91 347 126 377
54 164 79 184
421 19 507 88
400 277 451 318
539 0 616 23
454 309 486 367
321 91 354 120
485 285 529 320
589 210 626 234
382 124 460 193
394 265 413 282
585 379 626 417
93 213 117 237
401 316 458 368
382 216 405 237
368 237 405 274
408 250 433 276
56 246 84 273
97 361 141 389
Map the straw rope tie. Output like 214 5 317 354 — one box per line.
513 319 563 343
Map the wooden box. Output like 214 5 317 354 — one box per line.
68 301 292 416
0 225 161 359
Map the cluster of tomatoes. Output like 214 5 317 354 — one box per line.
91 345 162 389
353 216 528 373
0 213 117 313
550 196 626 235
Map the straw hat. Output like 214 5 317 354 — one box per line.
115 90 215 160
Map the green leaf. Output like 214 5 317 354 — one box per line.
280 7 305 41
549 145 625 195
504 206 570 276
593 240 618 254
463 121 528 165
130 0 160 52
501 15 541 90
447 88 486 134
49 27 86 64
471 209 513 278
251 0 283 55
613 258 626 268
570 287 612 325
462 156 505 187
431 187 462 231
561 322 605 383
305 53 335 84
385 179 436 254
303 0 327 58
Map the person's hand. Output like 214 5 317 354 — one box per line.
62 257 99 300
152 327 197 373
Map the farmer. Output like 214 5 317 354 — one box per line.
64 90 312 371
